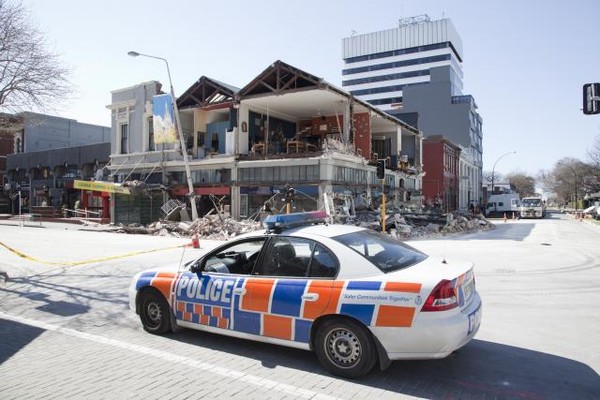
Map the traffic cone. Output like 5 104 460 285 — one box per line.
191 234 200 248
503 212 507 222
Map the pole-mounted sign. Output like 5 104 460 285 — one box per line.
583 83 600 115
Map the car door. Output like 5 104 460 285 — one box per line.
239 236 339 344
172 237 266 332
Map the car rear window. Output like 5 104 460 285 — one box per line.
332 229 427 273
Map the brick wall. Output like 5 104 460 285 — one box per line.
353 113 371 158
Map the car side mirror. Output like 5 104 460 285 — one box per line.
190 260 203 274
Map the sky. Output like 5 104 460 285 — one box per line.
18 0 600 177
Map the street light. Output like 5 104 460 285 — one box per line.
127 51 198 221
491 150 516 196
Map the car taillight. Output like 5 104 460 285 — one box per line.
421 279 458 312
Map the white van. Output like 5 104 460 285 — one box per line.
486 193 520 217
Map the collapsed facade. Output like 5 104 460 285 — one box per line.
106 60 424 224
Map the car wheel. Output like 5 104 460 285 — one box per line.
315 319 377 378
139 290 172 334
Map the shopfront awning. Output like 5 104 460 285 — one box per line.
73 180 131 195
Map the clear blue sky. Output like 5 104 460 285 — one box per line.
21 0 600 177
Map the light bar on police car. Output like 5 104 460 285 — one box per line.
263 211 328 231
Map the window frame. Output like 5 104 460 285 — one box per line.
119 123 129 154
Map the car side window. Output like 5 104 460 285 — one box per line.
307 243 338 278
252 237 338 278
253 237 308 277
202 238 266 275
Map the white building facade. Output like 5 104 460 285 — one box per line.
342 16 464 113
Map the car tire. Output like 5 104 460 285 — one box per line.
315 318 377 378
139 290 172 334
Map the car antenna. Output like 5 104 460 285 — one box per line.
178 241 187 270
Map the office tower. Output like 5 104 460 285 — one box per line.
342 15 483 209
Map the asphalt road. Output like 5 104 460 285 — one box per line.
0 212 599 399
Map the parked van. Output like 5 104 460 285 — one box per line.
486 193 520 217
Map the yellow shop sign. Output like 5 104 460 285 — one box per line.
73 180 131 194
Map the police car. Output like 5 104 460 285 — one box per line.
129 211 482 378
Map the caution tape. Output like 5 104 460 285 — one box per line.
0 241 188 267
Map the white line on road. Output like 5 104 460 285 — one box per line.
0 311 339 400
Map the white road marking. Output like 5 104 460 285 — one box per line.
0 311 338 400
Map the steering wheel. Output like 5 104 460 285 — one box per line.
242 251 260 274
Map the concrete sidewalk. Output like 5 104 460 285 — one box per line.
0 214 120 232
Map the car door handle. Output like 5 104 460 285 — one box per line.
302 293 319 302
233 288 246 295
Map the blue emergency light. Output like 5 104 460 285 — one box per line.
263 211 328 231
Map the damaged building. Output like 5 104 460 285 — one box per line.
101 60 424 225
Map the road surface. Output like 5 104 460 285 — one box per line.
1 212 599 399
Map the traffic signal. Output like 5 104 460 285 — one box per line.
285 187 295 203
406 191 412 201
376 159 385 179
583 83 600 115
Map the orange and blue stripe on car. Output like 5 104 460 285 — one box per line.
136 271 178 301
338 280 421 328
138 272 424 344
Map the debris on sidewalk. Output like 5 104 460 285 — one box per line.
116 215 261 240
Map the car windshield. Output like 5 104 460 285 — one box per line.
522 199 542 207
332 229 427 273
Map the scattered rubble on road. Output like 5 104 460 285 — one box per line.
115 209 492 241
349 209 492 239
390 212 492 239
115 214 261 240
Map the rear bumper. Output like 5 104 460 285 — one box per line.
371 292 482 360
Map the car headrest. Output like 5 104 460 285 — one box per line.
275 243 295 259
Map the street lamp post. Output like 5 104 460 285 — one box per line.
127 51 198 221
490 150 516 197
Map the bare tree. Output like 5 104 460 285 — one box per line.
544 158 589 204
586 134 600 192
482 170 503 184
0 0 71 112
589 135 600 164
505 171 537 197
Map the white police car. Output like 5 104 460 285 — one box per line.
129 211 482 378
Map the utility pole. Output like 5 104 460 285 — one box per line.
128 51 199 220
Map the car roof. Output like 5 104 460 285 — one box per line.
234 223 366 240
286 223 366 238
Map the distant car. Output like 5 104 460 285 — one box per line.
129 212 482 378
